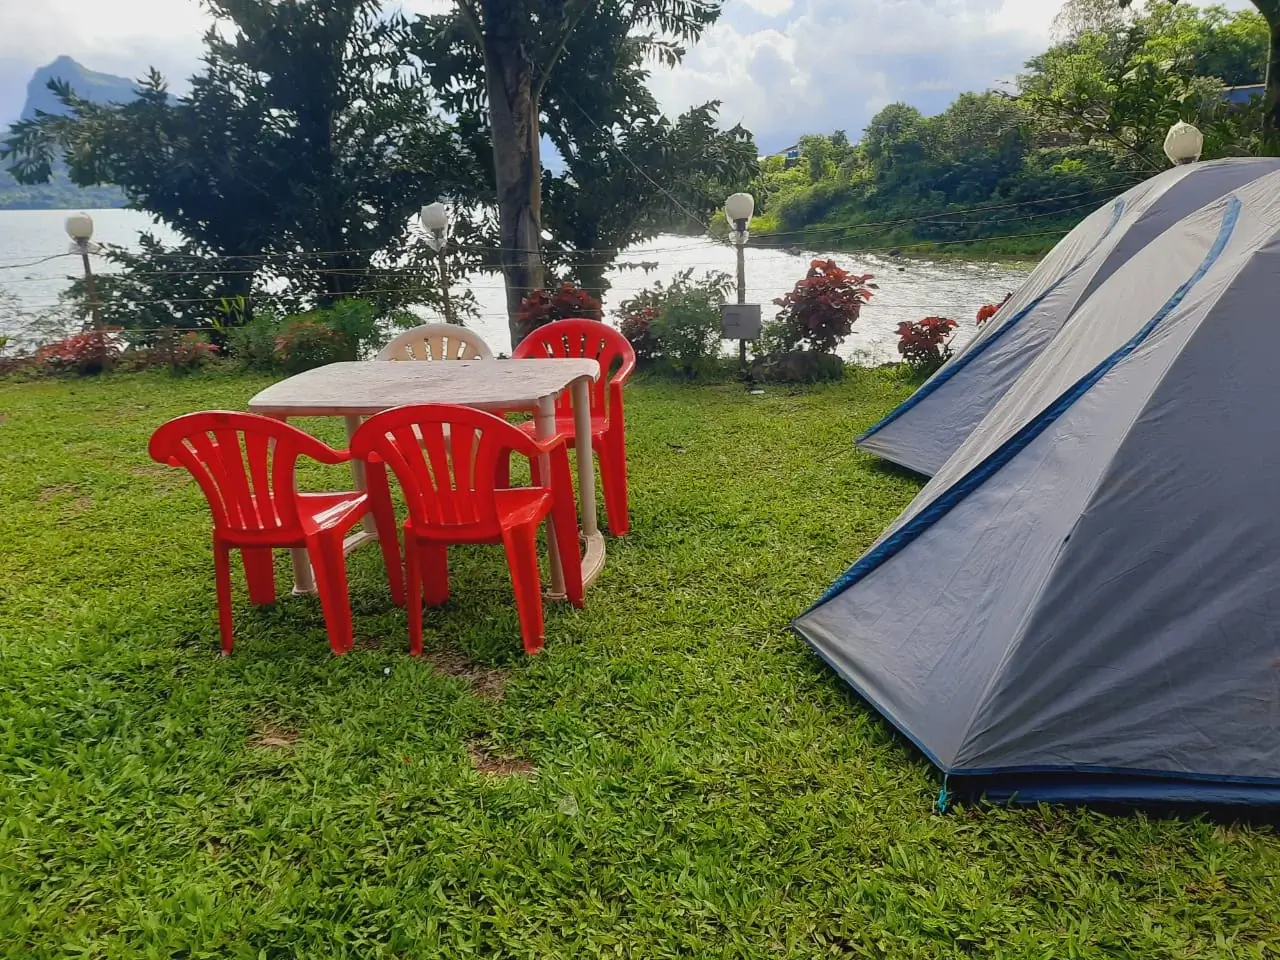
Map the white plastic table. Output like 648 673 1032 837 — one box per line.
247 358 604 600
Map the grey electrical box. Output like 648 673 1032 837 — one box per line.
721 303 762 340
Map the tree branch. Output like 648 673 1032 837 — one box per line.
533 0 599 100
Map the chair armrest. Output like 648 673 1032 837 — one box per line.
529 430 571 455
614 353 637 384
295 434 353 466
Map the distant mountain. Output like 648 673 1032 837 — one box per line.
1 58 132 210
21 56 136 120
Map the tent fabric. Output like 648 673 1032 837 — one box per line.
854 157 1280 478
795 173 1280 806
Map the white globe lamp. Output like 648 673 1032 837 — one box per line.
725 192 754 245
1164 122 1204 166
65 212 94 243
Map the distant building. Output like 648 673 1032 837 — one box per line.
1223 84 1264 106
759 144 802 169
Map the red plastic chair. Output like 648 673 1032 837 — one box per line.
510 318 636 535
148 411 404 656
350 404 583 656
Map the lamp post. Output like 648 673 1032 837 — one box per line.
65 212 101 329
725 192 754 370
420 202 455 325
1164 122 1204 166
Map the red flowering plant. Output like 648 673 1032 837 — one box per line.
156 332 219 373
273 319 348 374
616 302 661 365
35 328 123 375
976 292 1012 326
897 316 958 371
773 260 875 354
516 282 603 339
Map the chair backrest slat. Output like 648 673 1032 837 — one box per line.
351 404 542 535
148 411 338 539
512 318 636 420
378 323 495 362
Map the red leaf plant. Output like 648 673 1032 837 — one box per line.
773 259 875 354
897 316 958 370
516 283 604 339
35 328 123 375
976 292 1013 326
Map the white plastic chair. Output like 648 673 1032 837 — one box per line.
378 323 494 362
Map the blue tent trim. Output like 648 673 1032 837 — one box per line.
856 197 1127 444
954 775 1280 806
806 195 1241 614
795 620 1280 806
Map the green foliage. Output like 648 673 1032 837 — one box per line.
617 269 734 377
751 320 800 361
1019 3 1265 169
748 2 1271 257
412 0 756 301
225 314 283 372
226 299 385 373
3 0 483 318
8 370 1280 954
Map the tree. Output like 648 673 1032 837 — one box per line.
3 0 484 327
1111 0 1280 150
1021 3 1267 168
419 0 731 346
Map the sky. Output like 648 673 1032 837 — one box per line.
0 0 1256 154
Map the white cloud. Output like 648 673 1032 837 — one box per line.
0 0 1260 149
0 0 206 76
739 0 798 16
650 0 1064 151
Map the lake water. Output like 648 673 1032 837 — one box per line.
0 208 1030 362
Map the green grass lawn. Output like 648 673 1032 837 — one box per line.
3 369 1280 958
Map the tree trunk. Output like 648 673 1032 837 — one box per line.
480 0 545 349
1264 2 1280 154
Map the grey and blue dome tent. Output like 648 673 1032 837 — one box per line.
855 157 1280 477
796 172 1280 806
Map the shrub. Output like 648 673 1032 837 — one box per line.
516 283 603 339
616 304 660 365
274 319 350 374
227 299 383 373
35 329 123 375
617 269 734 377
317 298 382 358
751 320 800 362
653 290 722 378
154 332 220 374
226 314 283 371
897 316 958 372
773 260 875 353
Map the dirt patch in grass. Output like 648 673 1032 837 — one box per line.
129 464 190 488
467 740 535 777
38 484 78 501
424 647 508 702
351 635 382 653
249 721 299 750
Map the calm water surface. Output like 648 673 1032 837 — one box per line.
0 208 1029 361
